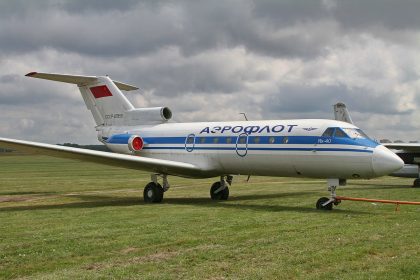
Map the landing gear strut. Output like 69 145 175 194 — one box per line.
210 175 232 200
143 174 170 203
316 179 342 210
413 178 420 188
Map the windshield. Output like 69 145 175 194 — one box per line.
342 128 371 139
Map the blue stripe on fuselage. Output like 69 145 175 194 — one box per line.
107 134 133 144
141 146 373 153
141 135 378 148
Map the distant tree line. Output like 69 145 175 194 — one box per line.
380 139 419 143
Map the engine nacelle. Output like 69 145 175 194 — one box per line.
106 134 145 154
125 107 172 125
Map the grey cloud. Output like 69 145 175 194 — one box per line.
1 0 419 61
0 1 347 59
60 0 141 14
334 0 420 31
263 83 413 116
0 75 84 106
0 74 20 83
0 1 184 57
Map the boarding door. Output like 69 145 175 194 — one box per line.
235 133 249 157
185 134 196 152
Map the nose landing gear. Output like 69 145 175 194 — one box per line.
316 179 343 210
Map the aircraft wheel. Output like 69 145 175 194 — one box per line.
210 182 229 200
413 178 420 188
143 182 164 203
316 197 333 210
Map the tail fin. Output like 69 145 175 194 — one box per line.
333 102 354 124
25 72 137 126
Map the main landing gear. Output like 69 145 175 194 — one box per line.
413 178 420 188
210 175 233 201
316 178 344 210
143 174 234 203
143 174 170 203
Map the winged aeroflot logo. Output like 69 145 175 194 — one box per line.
302 127 318 131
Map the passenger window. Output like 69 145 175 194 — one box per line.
213 137 219 144
254 137 260 144
334 129 347 138
283 137 289 144
322 128 335 137
200 137 206 144
187 136 194 144
269 137 275 144
226 137 232 144
239 137 246 144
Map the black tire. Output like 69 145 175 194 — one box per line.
316 197 333 210
143 182 164 203
413 178 420 188
210 182 229 200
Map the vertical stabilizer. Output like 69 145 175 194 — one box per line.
25 72 137 126
333 102 354 124
78 76 135 126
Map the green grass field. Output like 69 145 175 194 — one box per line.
1 155 419 279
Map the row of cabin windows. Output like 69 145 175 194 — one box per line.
186 128 370 145
186 136 289 144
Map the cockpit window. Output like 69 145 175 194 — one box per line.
334 128 347 138
322 127 372 140
322 128 335 137
342 128 371 139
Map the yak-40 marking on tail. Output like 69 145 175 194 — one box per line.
0 72 404 210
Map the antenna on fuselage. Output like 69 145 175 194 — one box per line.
240 112 249 121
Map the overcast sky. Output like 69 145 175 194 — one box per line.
1 0 419 144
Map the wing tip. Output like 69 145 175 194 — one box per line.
25 72 38 77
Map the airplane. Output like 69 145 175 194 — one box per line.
0 72 404 210
333 102 420 188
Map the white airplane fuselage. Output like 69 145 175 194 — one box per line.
101 119 402 179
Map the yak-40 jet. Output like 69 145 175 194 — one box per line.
0 72 404 210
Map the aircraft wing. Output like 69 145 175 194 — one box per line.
0 137 211 178
383 143 420 152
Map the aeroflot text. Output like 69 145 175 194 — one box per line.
199 125 298 134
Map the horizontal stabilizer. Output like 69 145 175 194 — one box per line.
25 72 138 91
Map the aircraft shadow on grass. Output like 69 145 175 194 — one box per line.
0 191 58 195
0 191 368 214
342 184 413 191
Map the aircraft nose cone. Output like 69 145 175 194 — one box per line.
372 145 404 176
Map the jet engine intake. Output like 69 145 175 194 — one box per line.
128 135 144 152
125 107 172 125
